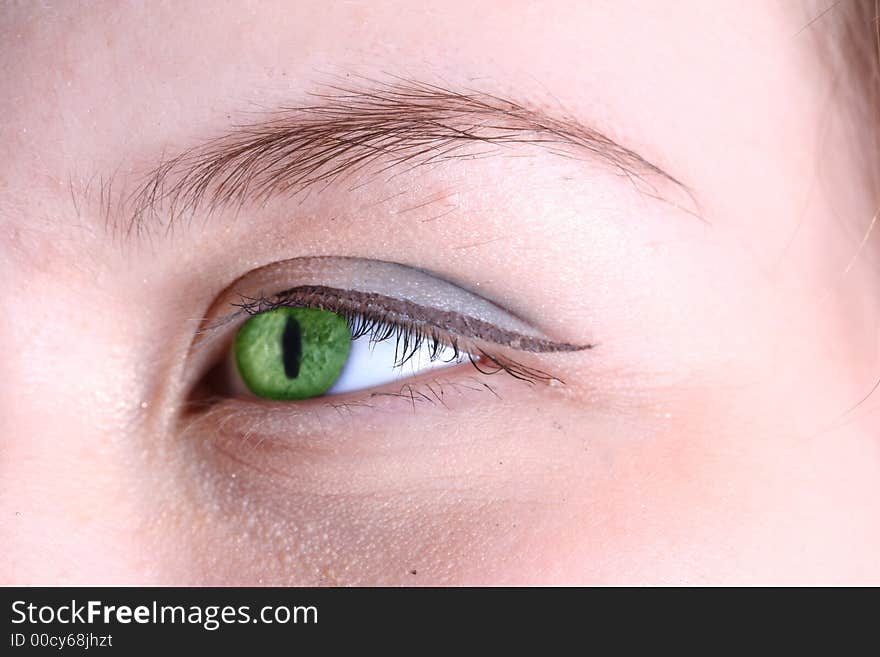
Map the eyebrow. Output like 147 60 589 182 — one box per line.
121 78 684 236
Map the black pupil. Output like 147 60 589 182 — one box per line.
281 315 302 378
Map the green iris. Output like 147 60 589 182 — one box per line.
234 307 351 400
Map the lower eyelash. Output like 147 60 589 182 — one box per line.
234 294 561 386
468 348 561 384
332 375 505 413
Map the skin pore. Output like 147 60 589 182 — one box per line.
1 1 879 584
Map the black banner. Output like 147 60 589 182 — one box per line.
2 587 595 651
2 586 867 651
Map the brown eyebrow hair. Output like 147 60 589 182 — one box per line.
122 78 685 236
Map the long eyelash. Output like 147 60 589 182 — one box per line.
232 293 562 385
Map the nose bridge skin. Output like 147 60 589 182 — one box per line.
0 239 161 584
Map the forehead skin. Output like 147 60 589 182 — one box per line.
1 1 879 584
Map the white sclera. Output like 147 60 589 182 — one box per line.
325 332 467 395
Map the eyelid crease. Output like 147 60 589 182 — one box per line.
221 256 582 339
236 285 590 354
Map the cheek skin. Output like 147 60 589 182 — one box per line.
151 311 879 587
162 382 590 585
0 272 159 584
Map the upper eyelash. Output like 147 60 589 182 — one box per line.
231 286 590 384
235 285 589 352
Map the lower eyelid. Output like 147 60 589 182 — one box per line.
290 360 487 409
184 367 508 453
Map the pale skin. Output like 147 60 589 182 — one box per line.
1 1 879 585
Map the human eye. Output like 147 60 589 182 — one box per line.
191 256 589 406
228 304 466 401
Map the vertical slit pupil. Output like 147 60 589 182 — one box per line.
281 315 302 379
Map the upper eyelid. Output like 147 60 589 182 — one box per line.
191 256 594 371
201 255 555 333
233 285 590 354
